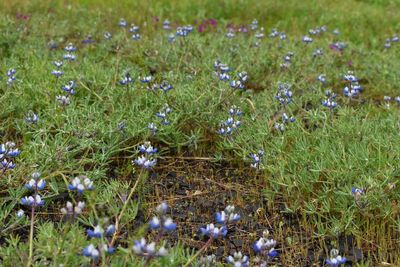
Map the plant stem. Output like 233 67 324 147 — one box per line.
26 205 35 267
110 169 144 246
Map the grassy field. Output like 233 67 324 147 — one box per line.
1 0 400 266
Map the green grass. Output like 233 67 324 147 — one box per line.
1 0 400 266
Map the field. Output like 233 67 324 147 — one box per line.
1 0 400 266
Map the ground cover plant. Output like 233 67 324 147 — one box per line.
1 0 400 266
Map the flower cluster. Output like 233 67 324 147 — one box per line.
343 71 363 98
87 224 115 238
119 72 134 87
149 202 177 232
0 142 20 173
281 52 294 68
384 34 399 49
230 71 248 90
200 223 227 239
269 28 286 40
133 142 157 169
176 25 194 37
226 251 250 267
317 74 327 84
132 202 176 260
21 172 45 207
249 149 264 169
322 90 338 110
253 230 279 265
68 175 94 194
308 25 327 35
156 104 172 125
326 249 346 266
213 60 231 81
129 23 141 40
274 113 295 133
215 205 240 224
6 68 17 86
217 106 243 136
63 42 77 61
60 201 85 218
275 83 293 107
25 110 39 124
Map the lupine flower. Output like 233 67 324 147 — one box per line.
229 106 243 116
48 40 58 49
226 251 250 267
269 28 279 38
326 256 346 266
133 142 158 169
148 123 157 135
313 48 323 57
176 25 193 37
330 42 346 51
64 43 77 52
159 80 173 92
163 20 171 30
0 142 20 172
168 33 176 42
253 231 278 260
132 33 141 40
25 111 39 124
317 74 327 84
61 201 85 216
302 35 313 43
215 205 240 224
156 104 172 125
25 172 46 190
56 95 70 106
274 113 295 133
104 31 112 39
384 40 391 49
230 71 248 90
275 83 293 106
21 195 45 206
250 149 264 168
82 244 100 260
53 61 63 68
102 244 116 254
129 24 140 33
255 30 265 39
352 187 365 198
149 202 176 231
63 53 76 61
140 76 152 83
218 107 243 136
119 72 134 86
326 249 346 266
226 30 235 38
82 34 94 44
61 80 76 95
16 209 25 218
332 29 340 35
68 175 94 193
139 142 158 154
250 19 258 30
87 225 104 238
51 70 64 78
200 223 227 239
87 224 115 238
395 96 400 105
134 155 157 169
118 18 127 27
133 238 168 257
